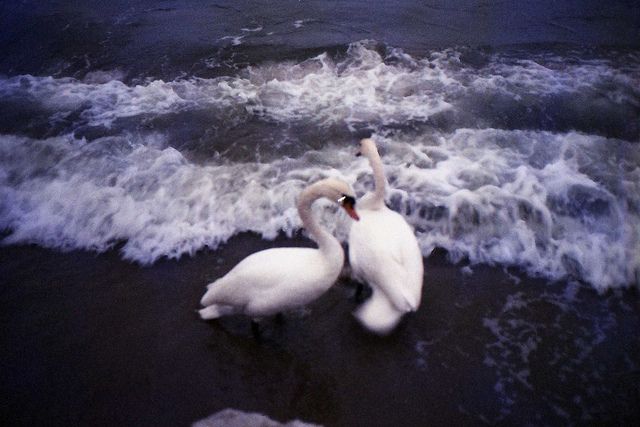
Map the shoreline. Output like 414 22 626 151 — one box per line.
1 233 639 426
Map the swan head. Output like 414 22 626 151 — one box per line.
306 178 360 221
357 138 378 158
337 194 359 221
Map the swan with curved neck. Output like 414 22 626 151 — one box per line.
199 178 359 327
348 138 424 335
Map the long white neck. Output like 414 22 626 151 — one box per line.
296 185 342 254
366 147 386 210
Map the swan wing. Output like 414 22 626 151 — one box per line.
371 244 420 312
349 208 424 312
201 247 342 316
394 214 424 307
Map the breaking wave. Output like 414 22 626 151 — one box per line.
1 41 638 290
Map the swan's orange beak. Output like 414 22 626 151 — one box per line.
339 195 360 221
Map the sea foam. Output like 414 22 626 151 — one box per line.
0 42 638 290
1 127 637 289
1 42 637 139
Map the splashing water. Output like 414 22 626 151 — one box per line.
1 41 638 290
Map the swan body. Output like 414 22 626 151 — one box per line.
199 178 359 321
349 138 424 335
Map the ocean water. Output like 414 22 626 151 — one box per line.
0 2 639 425
1 1 638 291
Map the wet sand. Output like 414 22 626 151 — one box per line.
1 233 639 426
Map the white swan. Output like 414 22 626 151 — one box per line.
348 138 424 335
199 177 359 328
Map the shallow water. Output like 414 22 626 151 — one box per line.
1 238 638 426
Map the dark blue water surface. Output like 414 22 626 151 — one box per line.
1 0 639 80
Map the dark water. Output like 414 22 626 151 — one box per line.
1 237 639 426
1 0 639 80
0 1 639 425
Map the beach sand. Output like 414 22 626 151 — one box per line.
1 234 638 426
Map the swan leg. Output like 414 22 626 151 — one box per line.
250 319 262 340
353 281 372 303
275 312 285 324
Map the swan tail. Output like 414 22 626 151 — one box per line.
199 304 235 320
200 288 215 307
200 276 231 306
353 292 403 335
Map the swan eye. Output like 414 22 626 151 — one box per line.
339 195 359 220
338 195 356 207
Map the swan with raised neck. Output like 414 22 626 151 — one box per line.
348 138 424 335
357 138 387 210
